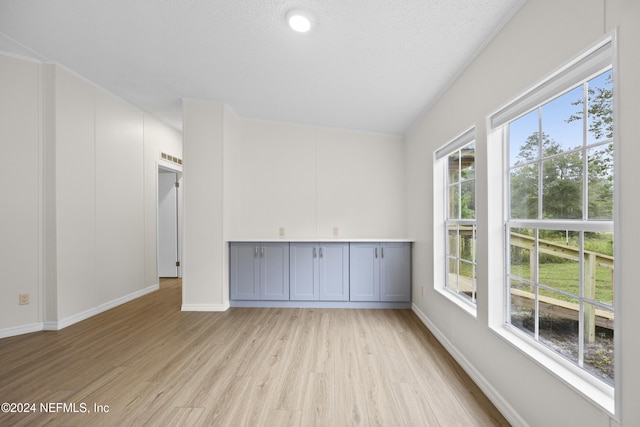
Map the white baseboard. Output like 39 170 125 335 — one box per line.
53 284 160 330
411 303 529 427
43 321 59 331
0 284 160 338
0 322 44 339
181 302 230 312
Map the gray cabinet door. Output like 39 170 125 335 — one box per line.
260 242 290 300
230 242 259 300
380 242 411 302
290 243 318 300
349 243 380 301
319 243 349 301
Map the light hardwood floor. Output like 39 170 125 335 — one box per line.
0 279 509 426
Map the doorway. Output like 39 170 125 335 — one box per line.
158 167 182 278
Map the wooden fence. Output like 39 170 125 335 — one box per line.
450 228 614 341
509 232 614 342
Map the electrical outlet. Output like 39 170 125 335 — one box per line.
421 285 425 297
279 227 285 238
332 227 339 237
19 293 30 305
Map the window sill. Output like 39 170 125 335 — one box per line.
491 323 615 415
435 286 477 318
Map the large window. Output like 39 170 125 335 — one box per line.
435 128 477 309
492 37 615 394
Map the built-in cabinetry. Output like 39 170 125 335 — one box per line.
229 241 411 306
290 242 349 301
229 242 290 300
349 242 411 302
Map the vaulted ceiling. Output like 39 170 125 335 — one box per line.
0 0 524 135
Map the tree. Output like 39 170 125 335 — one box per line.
510 132 582 220
510 70 613 221
567 72 613 140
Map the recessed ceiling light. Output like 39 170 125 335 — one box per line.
286 9 313 33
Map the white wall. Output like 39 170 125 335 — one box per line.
54 66 149 321
94 88 146 306
0 54 41 333
54 66 98 321
225 119 405 240
0 55 182 335
183 105 406 309
182 99 227 311
226 119 317 239
316 127 405 239
406 0 639 425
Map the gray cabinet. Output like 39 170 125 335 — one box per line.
349 242 379 301
290 242 349 301
230 242 290 300
350 242 411 302
379 243 412 302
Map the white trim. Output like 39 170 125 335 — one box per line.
1 285 159 337
43 322 58 331
492 323 614 414
487 31 618 417
48 284 159 331
158 158 183 173
0 31 50 62
0 322 45 339
435 126 476 159
490 33 614 128
181 303 230 312
434 287 477 318
433 128 478 311
157 161 183 279
412 303 530 427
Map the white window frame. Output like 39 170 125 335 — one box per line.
434 127 477 317
487 33 619 416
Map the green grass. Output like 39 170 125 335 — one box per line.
511 262 613 304
507 231 614 304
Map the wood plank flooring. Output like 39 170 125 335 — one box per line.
0 279 509 426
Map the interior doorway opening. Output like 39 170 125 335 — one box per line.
158 165 182 279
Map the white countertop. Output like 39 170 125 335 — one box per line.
228 238 414 243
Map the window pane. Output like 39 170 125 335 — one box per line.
509 278 535 337
583 303 614 386
538 229 580 297
447 224 459 258
587 70 613 144
542 153 583 219
510 228 534 281
503 55 614 387
542 86 583 154
460 145 475 181
584 232 614 306
461 180 475 219
448 152 460 184
459 225 475 264
509 109 539 166
510 164 538 219
588 144 613 220
448 184 459 219
538 289 579 364
460 260 475 301
447 256 459 292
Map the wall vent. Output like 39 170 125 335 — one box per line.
160 152 182 165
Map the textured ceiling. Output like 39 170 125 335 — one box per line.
0 0 524 135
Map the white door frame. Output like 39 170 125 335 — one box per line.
157 160 183 280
